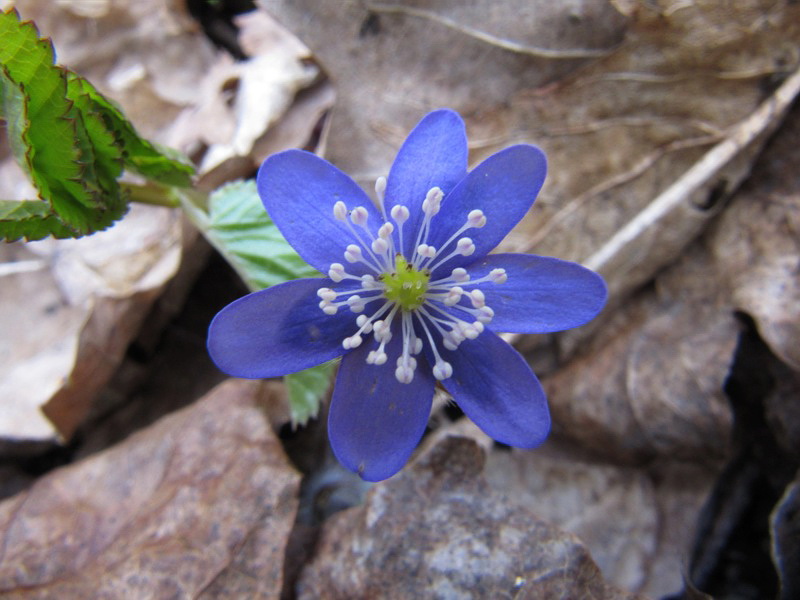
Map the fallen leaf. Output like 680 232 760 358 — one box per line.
484 440 717 597
0 378 301 599
297 436 646 599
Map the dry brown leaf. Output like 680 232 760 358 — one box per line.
484 441 717 597
544 265 737 464
0 379 301 599
298 436 647 600
0 205 185 444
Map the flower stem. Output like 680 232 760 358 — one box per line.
123 182 181 208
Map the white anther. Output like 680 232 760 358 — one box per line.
412 337 423 354
472 321 485 334
416 244 436 259
489 268 507 284
350 206 368 226
356 314 373 332
378 222 394 239
421 187 443 216
396 356 417 370
451 268 469 282
347 295 365 313
375 176 387 201
333 201 348 221
433 360 453 380
443 337 459 351
328 263 346 282
469 289 485 308
361 274 378 289
460 322 480 339
443 286 464 307
372 238 389 255
342 334 363 349
467 209 487 228
322 303 338 315
317 288 337 302
344 244 363 263
477 306 495 324
391 204 410 224
395 365 414 384
373 351 388 365
456 237 475 256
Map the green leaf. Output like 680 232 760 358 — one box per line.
285 362 336 427
0 200 76 241
0 8 193 241
66 73 194 187
182 179 334 425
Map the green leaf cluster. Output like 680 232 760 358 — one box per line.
0 8 194 241
182 179 334 426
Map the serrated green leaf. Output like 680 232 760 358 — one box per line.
181 179 334 424
285 362 336 427
66 73 194 187
0 200 76 241
0 8 193 241
0 8 124 235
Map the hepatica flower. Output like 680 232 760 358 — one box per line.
208 110 607 481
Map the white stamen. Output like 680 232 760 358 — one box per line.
333 201 348 221
378 222 394 239
421 187 443 216
433 360 453 380
416 244 436 259
375 176 387 207
321 303 338 315
372 238 389 255
350 206 369 226
412 337 423 354
467 209 487 228
391 204 409 224
451 268 469 282
477 306 495 323
361 274 378 289
342 334 363 349
456 237 475 256
328 263 346 282
489 268 507 284
469 289 485 308
344 244 363 263
347 295 365 313
443 286 463 306
316 287 336 301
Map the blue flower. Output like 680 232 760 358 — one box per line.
208 110 607 481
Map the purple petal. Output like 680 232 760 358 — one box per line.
328 328 435 482
437 329 550 448
466 253 608 333
257 150 380 275
208 278 355 378
428 145 546 276
385 110 468 257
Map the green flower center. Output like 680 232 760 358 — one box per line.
381 256 430 310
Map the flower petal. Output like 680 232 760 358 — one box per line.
328 329 435 482
428 145 546 276
208 278 355 378
437 329 550 448
466 253 608 333
385 110 468 257
257 150 381 274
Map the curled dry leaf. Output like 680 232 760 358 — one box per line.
0 379 301 599
297 436 646 600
